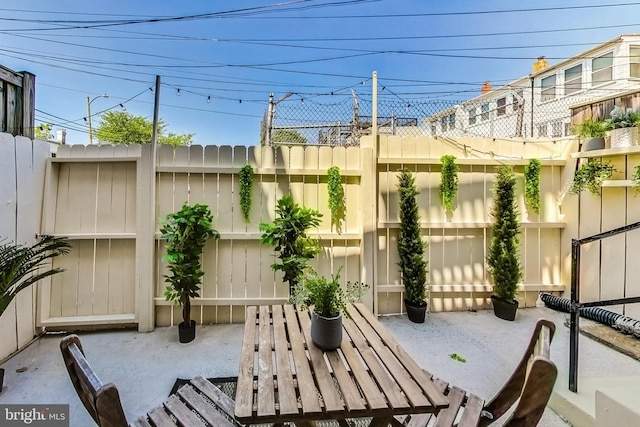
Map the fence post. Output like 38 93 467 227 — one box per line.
569 238 581 392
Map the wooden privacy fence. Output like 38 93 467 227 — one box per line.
40 135 569 330
0 65 35 139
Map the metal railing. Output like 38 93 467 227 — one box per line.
569 220 640 392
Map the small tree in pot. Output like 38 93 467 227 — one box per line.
161 203 219 343
487 166 522 321
397 168 428 323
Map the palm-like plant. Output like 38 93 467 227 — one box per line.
0 235 71 316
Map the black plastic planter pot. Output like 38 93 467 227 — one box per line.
404 299 427 323
311 312 342 351
178 320 196 343
491 295 519 321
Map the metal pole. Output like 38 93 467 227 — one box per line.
266 93 274 146
530 76 534 138
86 96 92 145
372 71 378 139
151 76 161 146
569 239 581 392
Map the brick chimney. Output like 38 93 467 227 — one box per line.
533 56 548 73
481 81 492 94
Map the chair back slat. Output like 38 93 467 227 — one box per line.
479 319 556 426
60 334 129 427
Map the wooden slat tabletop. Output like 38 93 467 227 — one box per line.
234 303 449 425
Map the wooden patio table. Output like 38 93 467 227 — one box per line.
234 303 449 427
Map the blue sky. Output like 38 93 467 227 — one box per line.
2 0 639 146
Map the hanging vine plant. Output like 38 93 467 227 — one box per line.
439 155 459 215
524 159 541 215
327 166 346 233
633 165 640 194
239 164 254 223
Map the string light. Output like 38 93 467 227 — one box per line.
239 99 242 103
149 87 153 93
207 96 211 103
301 98 304 105
177 88 181 96
119 103 126 111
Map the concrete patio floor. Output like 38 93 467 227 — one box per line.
1 306 639 426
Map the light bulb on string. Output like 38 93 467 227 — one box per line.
177 88 181 96
207 96 211 103
119 104 126 111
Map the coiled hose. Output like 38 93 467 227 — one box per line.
540 293 640 338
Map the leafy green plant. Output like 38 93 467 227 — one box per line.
327 166 346 233
161 203 219 326
524 159 541 215
260 195 322 294
290 267 368 317
572 118 607 138
604 106 640 130
633 165 640 194
487 166 522 302
239 164 254 223
570 159 615 195
439 155 459 215
397 168 428 306
449 353 467 363
0 236 70 316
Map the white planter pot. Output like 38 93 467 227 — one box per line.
609 127 638 148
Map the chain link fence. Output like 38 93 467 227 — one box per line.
264 85 636 145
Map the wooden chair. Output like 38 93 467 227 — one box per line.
396 319 558 427
60 334 240 427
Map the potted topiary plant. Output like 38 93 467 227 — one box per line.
0 235 70 392
290 267 368 350
604 105 640 148
397 168 429 323
572 118 607 151
569 159 615 195
161 203 219 343
260 195 322 295
487 166 522 321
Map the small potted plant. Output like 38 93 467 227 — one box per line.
397 168 429 323
487 166 522 321
604 105 640 148
260 195 322 294
161 203 219 343
290 267 368 350
0 235 70 391
572 118 607 151
569 159 615 195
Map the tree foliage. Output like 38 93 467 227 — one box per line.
487 166 522 302
272 129 307 145
35 123 54 140
95 111 193 146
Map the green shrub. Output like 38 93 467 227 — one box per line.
327 166 345 233
524 159 541 215
439 155 459 215
239 165 253 223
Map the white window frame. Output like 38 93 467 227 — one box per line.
631 46 640 78
541 74 556 102
468 108 477 125
496 97 506 116
564 64 582 95
592 51 613 84
481 103 490 121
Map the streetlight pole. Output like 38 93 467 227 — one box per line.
87 94 108 145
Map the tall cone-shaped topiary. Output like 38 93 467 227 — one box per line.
487 166 522 302
397 168 428 307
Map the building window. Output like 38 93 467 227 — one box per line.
512 90 523 112
496 97 506 116
592 51 613 84
564 64 582 95
541 75 556 102
551 121 562 138
536 123 548 137
430 122 437 135
631 46 640 78
468 108 477 125
441 116 448 132
481 103 490 121
564 122 572 136
448 113 456 130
